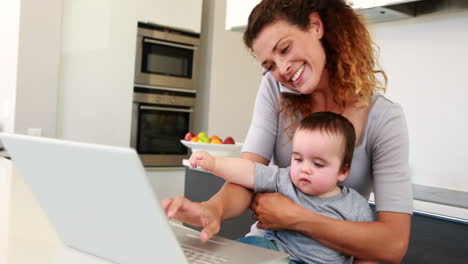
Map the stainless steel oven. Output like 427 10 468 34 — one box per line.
134 22 200 91
131 87 195 167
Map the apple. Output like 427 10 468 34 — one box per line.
223 137 235 144
197 132 208 139
184 132 196 141
199 137 209 143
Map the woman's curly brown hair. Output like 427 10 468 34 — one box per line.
244 0 387 138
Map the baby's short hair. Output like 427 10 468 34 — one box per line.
297 112 356 172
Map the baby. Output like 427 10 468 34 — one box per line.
189 112 376 264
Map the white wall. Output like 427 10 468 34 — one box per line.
196 0 262 142
371 9 468 191
57 0 137 146
0 1 20 133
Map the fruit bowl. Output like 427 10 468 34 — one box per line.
180 140 242 157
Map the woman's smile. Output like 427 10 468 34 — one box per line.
291 64 305 87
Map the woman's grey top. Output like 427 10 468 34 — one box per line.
242 73 413 214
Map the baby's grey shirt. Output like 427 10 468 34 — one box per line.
254 163 376 264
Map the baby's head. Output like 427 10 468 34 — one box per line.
290 112 356 197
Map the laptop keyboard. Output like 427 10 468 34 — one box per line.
181 244 229 264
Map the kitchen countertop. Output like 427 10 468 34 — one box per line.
413 184 468 209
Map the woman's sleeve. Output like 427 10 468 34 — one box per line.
371 99 413 214
242 74 281 161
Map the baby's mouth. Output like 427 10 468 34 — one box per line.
299 178 311 184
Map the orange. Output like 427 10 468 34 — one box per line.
210 138 222 144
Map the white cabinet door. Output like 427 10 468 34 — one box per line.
137 0 203 33
226 0 378 31
225 0 260 31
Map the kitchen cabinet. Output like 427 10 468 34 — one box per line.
184 167 255 240
137 0 203 33
225 0 376 31
225 0 431 31
146 168 185 200
225 0 259 31
403 211 468 263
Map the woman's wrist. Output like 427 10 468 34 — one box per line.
201 198 224 221
285 203 318 231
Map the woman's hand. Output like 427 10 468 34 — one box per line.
250 192 302 230
161 196 221 242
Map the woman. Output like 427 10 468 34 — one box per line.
163 0 412 263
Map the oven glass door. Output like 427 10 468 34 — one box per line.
141 38 194 79
137 105 190 155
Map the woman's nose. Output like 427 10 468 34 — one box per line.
277 58 291 76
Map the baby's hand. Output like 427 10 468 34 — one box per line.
189 151 216 172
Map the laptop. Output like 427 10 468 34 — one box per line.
0 133 288 264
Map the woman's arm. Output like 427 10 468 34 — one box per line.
252 193 410 263
294 210 410 263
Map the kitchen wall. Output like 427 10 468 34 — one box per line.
370 9 468 191
195 0 262 142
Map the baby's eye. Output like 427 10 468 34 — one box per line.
314 162 324 168
294 158 303 163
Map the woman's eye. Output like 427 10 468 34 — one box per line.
281 45 289 54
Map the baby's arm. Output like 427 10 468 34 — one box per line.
189 151 255 189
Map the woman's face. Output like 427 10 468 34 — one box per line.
252 15 327 94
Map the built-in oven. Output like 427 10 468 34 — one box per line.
135 22 200 91
131 87 195 167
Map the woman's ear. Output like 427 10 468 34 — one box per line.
308 12 324 39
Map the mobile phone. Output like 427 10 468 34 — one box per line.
279 83 302 95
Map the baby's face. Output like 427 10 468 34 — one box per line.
290 129 347 197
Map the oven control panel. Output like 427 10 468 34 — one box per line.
133 92 195 107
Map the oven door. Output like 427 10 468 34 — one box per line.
131 103 193 167
135 34 199 90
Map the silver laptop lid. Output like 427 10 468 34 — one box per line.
0 133 188 264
